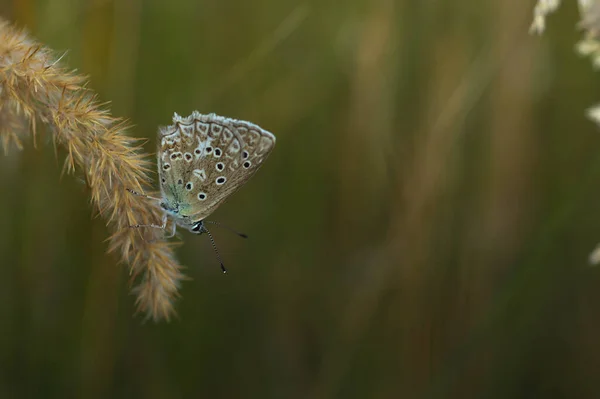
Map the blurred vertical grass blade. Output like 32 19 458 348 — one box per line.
376 0 537 396
107 0 142 116
312 0 399 396
0 18 184 321
203 3 310 106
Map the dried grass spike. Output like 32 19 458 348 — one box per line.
0 18 185 321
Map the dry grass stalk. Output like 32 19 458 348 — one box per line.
0 18 185 321
530 0 600 68
530 1 600 264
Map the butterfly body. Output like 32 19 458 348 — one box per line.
156 111 276 234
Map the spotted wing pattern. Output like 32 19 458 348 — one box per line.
157 111 276 223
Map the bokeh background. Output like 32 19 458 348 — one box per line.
2 0 600 397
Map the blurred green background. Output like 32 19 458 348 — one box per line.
2 0 600 397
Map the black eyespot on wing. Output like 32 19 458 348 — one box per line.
214 148 222 156
243 161 251 168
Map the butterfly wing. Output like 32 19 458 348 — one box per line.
157 120 190 217
157 112 276 222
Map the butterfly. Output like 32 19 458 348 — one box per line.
129 111 276 272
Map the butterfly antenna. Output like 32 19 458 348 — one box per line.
204 220 248 239
202 226 228 274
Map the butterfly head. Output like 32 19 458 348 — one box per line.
159 201 172 212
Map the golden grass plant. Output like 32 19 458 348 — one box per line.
0 18 184 321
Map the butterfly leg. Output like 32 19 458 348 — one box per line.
129 214 168 230
164 219 177 238
126 188 162 203
129 215 176 243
